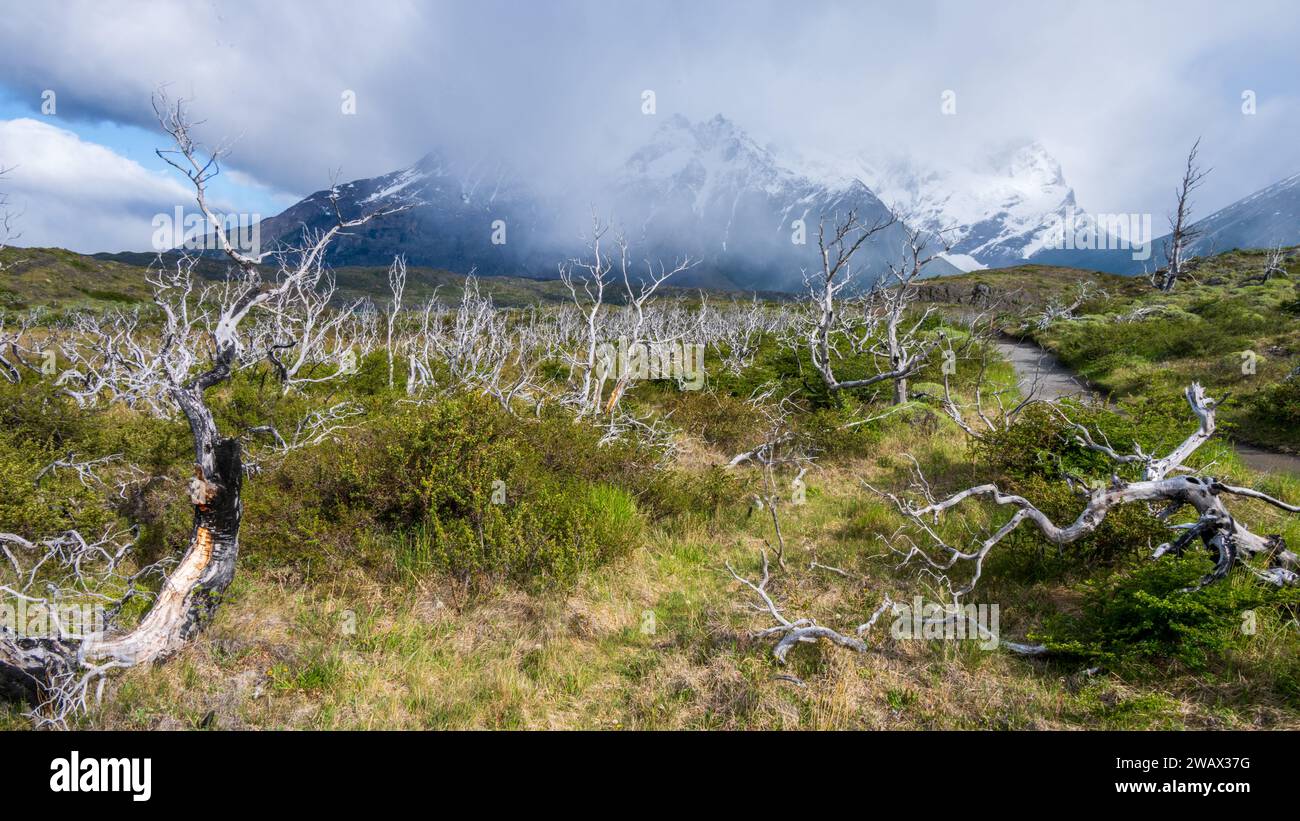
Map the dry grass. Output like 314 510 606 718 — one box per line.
41 416 1295 732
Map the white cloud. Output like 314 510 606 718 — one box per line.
0 118 195 252
0 0 1297 243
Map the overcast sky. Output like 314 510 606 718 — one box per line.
1 0 1297 252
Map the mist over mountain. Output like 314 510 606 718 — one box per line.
1030 170 1300 274
849 140 1082 271
254 115 965 292
251 113 1297 291
253 151 565 282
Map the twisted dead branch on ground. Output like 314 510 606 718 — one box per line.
879 384 1297 594
1032 280 1102 330
726 549 895 663
730 381 1296 664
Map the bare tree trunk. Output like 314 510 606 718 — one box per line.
1156 139 1209 292
893 375 908 405
0 92 411 725
95 439 240 662
0 428 243 714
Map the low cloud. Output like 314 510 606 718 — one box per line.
1 0 1298 250
0 118 201 252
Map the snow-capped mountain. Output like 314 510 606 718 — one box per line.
1028 170 1300 275
211 117 1300 286
253 150 562 278
253 114 957 291
606 114 955 290
1168 171 1300 257
846 141 1081 272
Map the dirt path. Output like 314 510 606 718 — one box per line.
995 338 1300 477
993 340 1100 405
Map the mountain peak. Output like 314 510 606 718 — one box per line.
411 151 450 175
990 140 1066 188
848 141 1077 267
651 112 750 150
627 113 777 184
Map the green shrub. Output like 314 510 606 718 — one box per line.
1247 378 1300 435
0 379 91 450
390 479 641 587
0 433 114 538
1033 556 1298 671
971 401 1192 569
635 465 740 529
658 390 763 454
239 392 732 587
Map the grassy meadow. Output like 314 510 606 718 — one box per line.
2 248 1299 730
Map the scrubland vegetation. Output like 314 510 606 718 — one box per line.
2 242 1298 729
1023 248 1300 451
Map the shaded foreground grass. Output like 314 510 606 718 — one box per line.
9 413 1294 731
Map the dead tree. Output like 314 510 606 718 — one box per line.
877 384 1297 595
428 274 507 392
706 296 773 376
803 210 896 395
873 223 952 404
940 318 1044 440
1242 245 1287 285
0 162 35 383
1154 140 1210 292
246 401 366 458
558 216 615 418
386 255 406 387
599 233 696 417
725 387 815 569
0 312 43 384
804 213 949 404
0 163 15 264
255 250 365 392
404 295 443 395
558 214 694 419
1033 280 1102 330
1262 245 1288 281
495 309 551 415
0 93 406 725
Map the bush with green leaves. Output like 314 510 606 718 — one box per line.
1033 555 1300 673
240 391 739 587
1246 377 1300 444
970 400 1206 569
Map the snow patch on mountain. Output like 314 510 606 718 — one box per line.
938 253 987 272
362 164 431 204
784 140 1082 269
859 141 1077 266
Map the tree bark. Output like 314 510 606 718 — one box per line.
0 438 243 706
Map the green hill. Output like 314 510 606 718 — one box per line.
1 247 791 312
1022 248 1299 451
0 247 155 310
